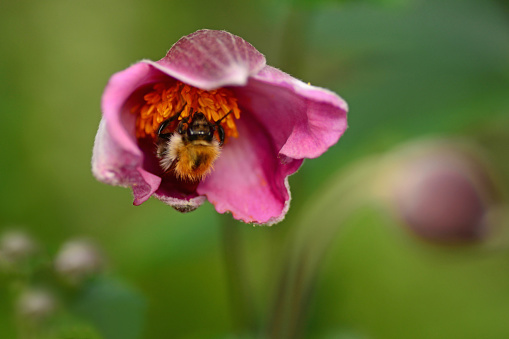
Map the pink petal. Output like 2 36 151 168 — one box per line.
148 29 266 90
197 114 303 225
153 194 206 213
92 119 160 205
234 66 348 159
100 62 167 156
94 60 204 208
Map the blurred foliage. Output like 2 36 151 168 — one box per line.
72 278 145 339
1 0 509 338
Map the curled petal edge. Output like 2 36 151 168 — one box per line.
252 66 348 160
254 177 292 226
92 119 160 204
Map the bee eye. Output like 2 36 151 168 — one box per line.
189 129 206 136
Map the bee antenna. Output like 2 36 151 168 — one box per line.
215 110 232 125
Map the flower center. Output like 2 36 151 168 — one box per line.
133 81 241 141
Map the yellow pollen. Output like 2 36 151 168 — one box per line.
133 81 241 140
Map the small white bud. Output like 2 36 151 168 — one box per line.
54 238 103 284
17 289 56 322
0 230 37 267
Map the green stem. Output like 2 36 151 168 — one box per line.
220 215 257 335
267 160 376 338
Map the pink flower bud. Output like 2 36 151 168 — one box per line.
388 141 497 242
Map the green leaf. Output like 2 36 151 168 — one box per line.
71 277 146 339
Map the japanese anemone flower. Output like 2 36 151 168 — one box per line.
92 29 348 225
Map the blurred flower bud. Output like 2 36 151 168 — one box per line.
16 289 56 322
376 139 500 243
0 230 37 268
54 238 103 284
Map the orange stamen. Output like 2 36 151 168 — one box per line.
133 81 241 140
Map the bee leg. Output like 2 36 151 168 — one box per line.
157 102 188 139
178 109 192 135
215 110 231 146
217 125 226 146
157 120 173 140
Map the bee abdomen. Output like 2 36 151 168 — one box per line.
192 153 209 170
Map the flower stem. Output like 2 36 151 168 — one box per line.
267 161 375 338
220 215 257 335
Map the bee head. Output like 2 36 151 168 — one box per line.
187 112 214 142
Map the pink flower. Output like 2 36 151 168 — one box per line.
92 29 348 225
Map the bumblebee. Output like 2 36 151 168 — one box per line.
156 105 231 182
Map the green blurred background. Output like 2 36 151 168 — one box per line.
1 0 509 338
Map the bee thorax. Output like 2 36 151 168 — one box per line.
157 131 221 181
